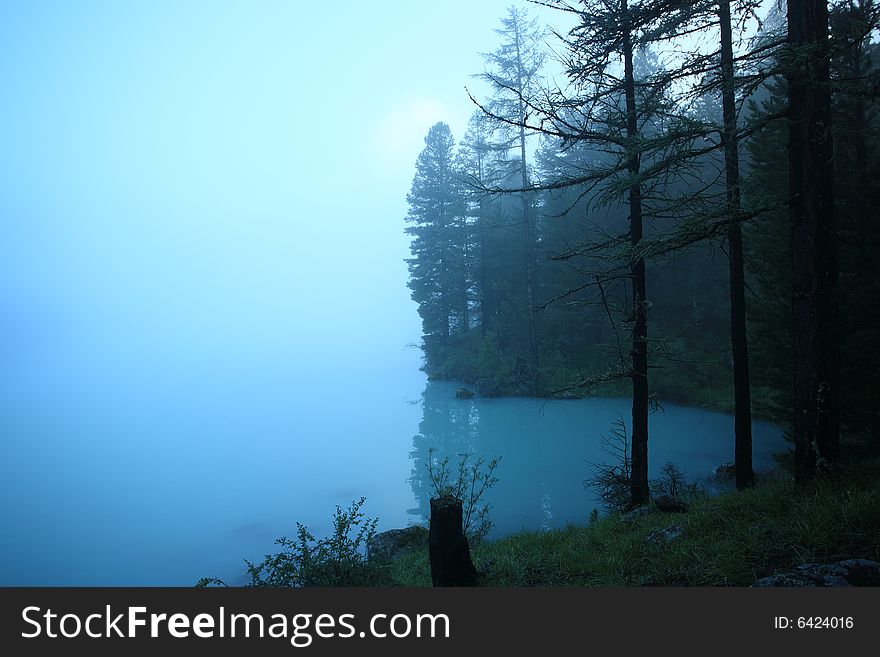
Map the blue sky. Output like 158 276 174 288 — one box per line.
0 1 563 373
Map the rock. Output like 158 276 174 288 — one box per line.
714 462 736 481
753 559 880 587
753 573 829 587
367 526 429 565
645 524 684 546
455 387 475 399
654 495 688 513
622 505 654 522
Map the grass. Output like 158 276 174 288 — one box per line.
380 457 880 587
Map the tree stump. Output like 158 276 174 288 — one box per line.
429 495 478 586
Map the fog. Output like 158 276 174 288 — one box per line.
0 2 799 586
1 1 512 363
0 0 560 585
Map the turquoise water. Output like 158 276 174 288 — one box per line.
0 350 786 585
408 381 787 537
0 343 424 586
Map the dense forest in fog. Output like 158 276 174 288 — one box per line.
404 0 880 501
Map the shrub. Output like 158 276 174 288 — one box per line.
197 497 380 587
650 462 703 502
426 448 501 542
585 416 632 513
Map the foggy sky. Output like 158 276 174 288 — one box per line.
0 1 561 376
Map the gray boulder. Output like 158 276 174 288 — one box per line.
645 524 684 546
367 526 428 565
753 559 880 587
621 505 654 522
714 463 736 481
654 495 688 513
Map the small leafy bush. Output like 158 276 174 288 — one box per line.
197 497 380 587
585 416 632 513
426 448 501 542
650 462 703 502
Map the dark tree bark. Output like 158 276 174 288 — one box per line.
460 215 470 334
512 20 541 395
719 0 754 490
476 150 492 339
623 0 650 507
787 0 840 479
428 496 479 587
873 412 880 456
478 199 491 339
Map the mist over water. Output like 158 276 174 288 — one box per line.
1 337 785 585
0 333 426 585
0 1 793 587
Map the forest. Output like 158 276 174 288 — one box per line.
9 0 880 604
403 0 880 508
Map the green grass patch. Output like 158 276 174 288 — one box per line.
382 459 880 587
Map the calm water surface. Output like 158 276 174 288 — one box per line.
0 347 786 585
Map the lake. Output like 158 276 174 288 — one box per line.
409 380 787 538
0 344 786 585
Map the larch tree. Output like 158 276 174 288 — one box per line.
474 0 701 505
720 0 756 488
525 0 678 506
603 0 771 489
620 0 650 505
476 5 547 394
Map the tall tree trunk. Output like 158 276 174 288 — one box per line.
514 22 540 394
787 0 840 480
623 1 649 506
477 152 491 339
461 216 470 333
719 0 754 489
478 204 492 338
849 2 869 248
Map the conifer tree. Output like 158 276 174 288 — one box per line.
477 5 546 393
406 122 468 374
